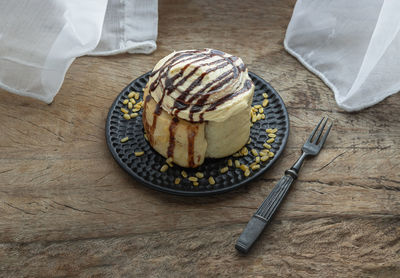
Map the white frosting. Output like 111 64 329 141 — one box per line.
148 49 254 122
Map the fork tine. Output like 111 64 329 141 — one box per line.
313 117 328 143
307 117 324 143
318 122 333 147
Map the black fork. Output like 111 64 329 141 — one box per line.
235 117 333 254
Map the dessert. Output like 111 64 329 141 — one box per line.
142 48 255 168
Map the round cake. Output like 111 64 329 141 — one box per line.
142 49 255 167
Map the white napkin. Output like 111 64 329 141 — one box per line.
0 0 158 103
284 0 400 111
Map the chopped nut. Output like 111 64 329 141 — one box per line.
130 113 139 118
181 170 188 178
174 178 181 185
123 114 131 120
261 155 269 162
262 99 269 107
235 160 241 168
195 172 204 179
188 176 198 182
208 176 216 185
240 147 249 156
193 181 199 186
121 108 129 114
251 164 261 170
255 156 260 163
267 138 275 143
128 92 135 98
128 102 133 109
220 167 229 174
268 152 275 158
240 164 249 172
160 164 169 172
263 143 272 149
120 136 129 143
244 169 251 177
123 99 129 105
254 104 262 109
251 149 258 156
134 151 144 157
228 159 233 167
263 93 268 99
268 133 277 138
166 157 173 167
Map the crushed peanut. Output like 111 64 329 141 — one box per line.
228 159 233 167
261 155 269 162
123 114 131 120
267 138 275 143
120 136 129 143
174 178 181 185
121 108 129 114
188 176 198 182
244 169 251 177
134 151 144 157
166 157 174 167
263 143 272 149
255 156 260 163
208 176 216 185
262 99 269 107
195 172 204 179
240 164 249 172
128 92 135 98
181 170 188 178
220 167 229 173
251 149 258 156
251 164 261 170
263 93 268 98
193 181 199 186
123 99 129 105
268 133 277 138
130 113 138 118
160 164 169 172
235 160 241 168
240 147 249 156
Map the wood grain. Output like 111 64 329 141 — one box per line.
0 0 399 277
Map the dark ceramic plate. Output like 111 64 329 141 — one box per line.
106 71 289 196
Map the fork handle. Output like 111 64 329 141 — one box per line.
235 172 296 253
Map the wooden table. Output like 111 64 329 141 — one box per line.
1 0 399 276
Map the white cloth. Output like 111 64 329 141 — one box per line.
0 0 158 103
284 0 400 111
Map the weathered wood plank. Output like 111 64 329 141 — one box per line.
0 0 399 276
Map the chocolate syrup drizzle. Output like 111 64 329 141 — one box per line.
144 49 252 167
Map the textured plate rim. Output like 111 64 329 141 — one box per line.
106 71 289 196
